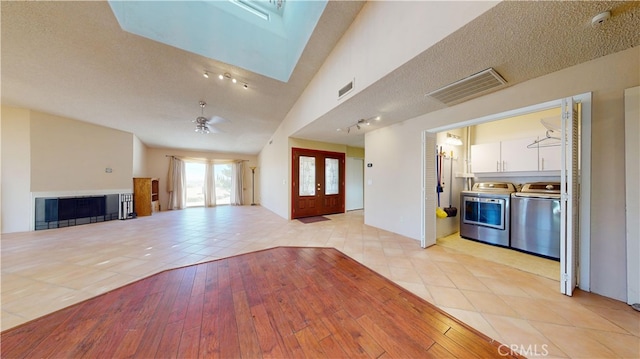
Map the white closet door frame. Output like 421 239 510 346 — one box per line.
560 97 579 295
425 93 592 295
421 131 437 248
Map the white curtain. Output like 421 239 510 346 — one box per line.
203 162 216 207
167 157 186 210
231 161 244 205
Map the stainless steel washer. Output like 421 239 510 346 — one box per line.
460 182 516 247
510 182 561 260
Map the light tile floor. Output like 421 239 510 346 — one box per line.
2 206 638 358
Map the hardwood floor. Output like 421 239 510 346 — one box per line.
1 247 522 358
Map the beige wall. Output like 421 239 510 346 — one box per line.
289 138 348 154
1 107 134 233
132 135 147 177
472 108 562 144
145 147 258 209
365 46 640 301
1 107 32 233
346 146 365 158
29 111 133 192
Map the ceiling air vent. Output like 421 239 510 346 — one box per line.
426 68 506 106
338 79 354 99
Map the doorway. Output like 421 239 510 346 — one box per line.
345 157 364 211
184 161 233 207
423 93 592 296
291 148 345 219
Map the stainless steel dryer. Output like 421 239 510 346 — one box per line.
460 182 516 247
510 182 561 260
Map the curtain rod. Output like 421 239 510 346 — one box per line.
165 155 248 162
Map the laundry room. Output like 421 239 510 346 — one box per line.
435 106 569 278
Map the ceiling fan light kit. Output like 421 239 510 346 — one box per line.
193 101 210 134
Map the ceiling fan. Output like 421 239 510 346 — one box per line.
192 101 228 134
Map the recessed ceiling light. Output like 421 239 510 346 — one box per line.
218 74 224 80
203 71 209 78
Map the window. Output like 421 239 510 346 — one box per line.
214 163 232 205
185 162 206 207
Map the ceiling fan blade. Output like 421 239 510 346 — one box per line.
206 125 223 134
208 115 229 124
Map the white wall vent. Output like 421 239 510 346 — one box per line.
426 68 506 106
338 79 354 99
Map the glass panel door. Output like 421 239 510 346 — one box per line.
291 148 345 219
185 162 206 207
299 156 316 196
214 163 232 205
325 158 339 195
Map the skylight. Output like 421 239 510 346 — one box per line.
108 0 326 82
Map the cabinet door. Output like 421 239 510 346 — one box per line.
539 145 562 171
471 143 501 173
501 138 538 172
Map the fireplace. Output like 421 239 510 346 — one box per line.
35 193 131 230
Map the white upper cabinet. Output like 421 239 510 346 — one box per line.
471 137 538 173
539 145 562 171
470 142 501 173
501 138 539 172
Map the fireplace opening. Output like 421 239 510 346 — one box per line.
35 194 125 230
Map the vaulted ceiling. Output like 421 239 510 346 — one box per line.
2 1 639 154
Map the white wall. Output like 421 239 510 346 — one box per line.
1 107 32 233
259 1 498 219
365 46 640 301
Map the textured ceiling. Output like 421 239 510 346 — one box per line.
2 1 639 154
294 1 640 146
1 1 363 154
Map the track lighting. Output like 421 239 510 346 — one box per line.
342 116 381 133
205 70 249 89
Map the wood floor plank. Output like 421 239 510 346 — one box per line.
356 314 422 358
0 305 82 355
249 303 286 359
132 269 188 358
233 290 262 359
318 334 351 358
177 325 201 358
295 325 327 358
322 309 386 358
1 247 523 358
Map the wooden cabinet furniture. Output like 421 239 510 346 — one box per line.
133 177 159 216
